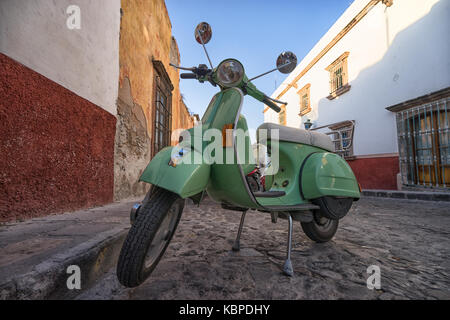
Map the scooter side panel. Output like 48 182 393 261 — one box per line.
257 141 319 207
301 153 360 199
139 146 210 198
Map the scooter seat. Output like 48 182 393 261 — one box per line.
256 123 334 152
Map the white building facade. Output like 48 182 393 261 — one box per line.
265 0 450 191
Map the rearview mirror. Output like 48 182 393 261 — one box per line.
195 22 212 45
276 51 297 74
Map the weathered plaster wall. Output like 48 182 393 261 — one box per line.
115 0 194 200
119 0 174 135
0 54 116 222
0 0 120 115
114 77 151 200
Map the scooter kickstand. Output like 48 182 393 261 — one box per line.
232 211 247 251
282 213 294 277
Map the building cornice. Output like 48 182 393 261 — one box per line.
152 58 174 91
386 87 450 112
264 0 383 113
325 51 350 71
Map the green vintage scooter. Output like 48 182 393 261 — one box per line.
117 22 360 288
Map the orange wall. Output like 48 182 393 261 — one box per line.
119 0 193 153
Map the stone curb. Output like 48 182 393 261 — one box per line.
362 189 450 202
0 226 129 300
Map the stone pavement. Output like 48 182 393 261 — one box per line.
0 199 137 299
78 197 450 300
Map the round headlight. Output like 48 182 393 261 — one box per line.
216 59 244 87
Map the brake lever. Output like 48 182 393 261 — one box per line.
193 64 210 76
173 63 216 86
169 63 195 71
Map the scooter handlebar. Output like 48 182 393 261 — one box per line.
243 80 281 113
262 97 281 113
180 73 197 79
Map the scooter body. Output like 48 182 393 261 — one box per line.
139 87 360 210
117 22 360 287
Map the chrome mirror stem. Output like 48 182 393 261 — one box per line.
197 29 214 69
247 61 292 82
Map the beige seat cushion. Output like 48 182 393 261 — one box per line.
257 122 335 152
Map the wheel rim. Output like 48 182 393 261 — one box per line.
313 212 333 231
144 201 180 269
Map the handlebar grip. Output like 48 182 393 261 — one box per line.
180 73 197 79
262 97 281 113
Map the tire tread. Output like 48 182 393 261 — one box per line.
117 188 182 287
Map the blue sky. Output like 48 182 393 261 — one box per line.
165 0 353 137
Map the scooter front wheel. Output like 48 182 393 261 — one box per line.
117 187 184 287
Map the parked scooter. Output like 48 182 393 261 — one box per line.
117 22 360 287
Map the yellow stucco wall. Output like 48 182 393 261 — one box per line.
119 0 193 153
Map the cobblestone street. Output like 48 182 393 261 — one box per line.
78 197 450 300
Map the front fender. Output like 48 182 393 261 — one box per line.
301 152 360 200
139 147 210 198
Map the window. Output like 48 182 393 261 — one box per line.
325 52 350 100
395 98 450 188
154 82 171 154
152 60 173 156
310 120 355 159
297 83 311 116
279 105 286 125
330 123 354 158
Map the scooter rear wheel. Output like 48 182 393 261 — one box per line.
117 187 184 287
300 211 338 243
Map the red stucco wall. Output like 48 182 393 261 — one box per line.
347 156 399 190
0 53 116 222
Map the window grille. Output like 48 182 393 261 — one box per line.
396 98 449 188
310 120 355 158
325 52 350 99
301 94 309 113
152 65 173 156
297 83 311 116
330 62 344 93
